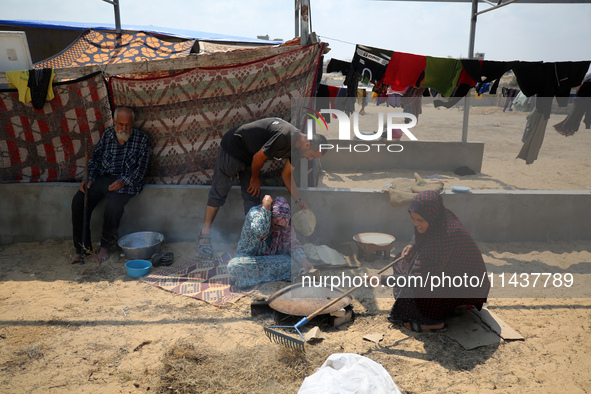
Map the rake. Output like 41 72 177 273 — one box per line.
264 254 405 351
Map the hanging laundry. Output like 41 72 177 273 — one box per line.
511 91 534 112
475 82 491 96
461 59 514 95
454 65 479 96
421 56 463 97
5 68 56 108
325 84 340 116
385 86 404 108
401 86 425 121
315 84 332 124
513 61 591 118
372 79 388 96
516 100 552 165
335 86 355 116
434 65 481 109
327 58 351 75
553 78 591 136
382 51 426 92
502 88 520 112
350 44 393 84
28 68 55 110
5 70 32 104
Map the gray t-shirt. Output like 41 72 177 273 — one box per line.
220 118 300 164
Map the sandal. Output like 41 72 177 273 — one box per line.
405 321 447 333
387 314 406 324
197 233 213 259
160 252 174 266
152 252 174 267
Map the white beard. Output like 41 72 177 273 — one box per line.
116 130 131 143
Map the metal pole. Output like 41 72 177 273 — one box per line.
468 0 477 59
102 0 121 33
114 0 121 34
461 0 478 142
300 0 310 45
295 0 300 38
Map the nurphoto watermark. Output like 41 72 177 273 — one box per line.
301 101 418 153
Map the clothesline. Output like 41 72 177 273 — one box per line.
332 43 590 102
323 43 590 165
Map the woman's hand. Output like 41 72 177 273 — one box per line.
262 195 273 211
301 258 314 272
401 244 413 257
369 274 381 286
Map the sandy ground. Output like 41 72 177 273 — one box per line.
2 92 591 393
1 239 590 393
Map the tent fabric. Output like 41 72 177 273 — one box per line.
34 29 195 69
0 72 112 183
198 41 272 54
108 43 325 185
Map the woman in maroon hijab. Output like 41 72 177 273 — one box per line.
386 190 490 332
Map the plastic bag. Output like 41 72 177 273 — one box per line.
298 353 401 394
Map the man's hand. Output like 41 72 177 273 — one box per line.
247 177 262 197
108 179 125 191
249 149 267 198
296 199 309 211
79 180 92 193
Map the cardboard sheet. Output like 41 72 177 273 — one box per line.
470 307 525 340
445 310 502 350
445 307 524 349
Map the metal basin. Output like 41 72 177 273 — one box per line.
118 231 164 260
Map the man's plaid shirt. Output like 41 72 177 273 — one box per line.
87 126 150 195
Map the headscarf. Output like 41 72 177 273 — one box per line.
399 191 489 312
265 197 302 256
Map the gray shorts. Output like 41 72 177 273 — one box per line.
207 147 261 214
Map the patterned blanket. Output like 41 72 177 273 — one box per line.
0 72 112 183
141 252 246 306
109 43 324 185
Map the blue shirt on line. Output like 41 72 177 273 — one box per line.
87 126 150 195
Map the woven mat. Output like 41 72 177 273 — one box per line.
141 252 246 306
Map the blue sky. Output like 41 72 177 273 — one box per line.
3 0 591 63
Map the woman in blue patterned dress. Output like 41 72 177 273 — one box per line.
227 195 314 288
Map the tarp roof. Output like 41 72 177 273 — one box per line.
34 29 196 69
0 19 282 45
